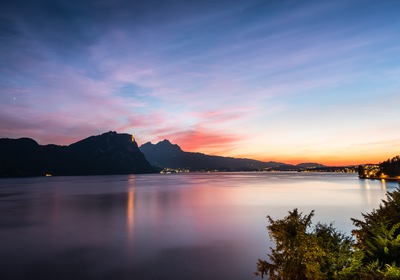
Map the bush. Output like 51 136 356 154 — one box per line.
255 209 353 279
256 186 400 280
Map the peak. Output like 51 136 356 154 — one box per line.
139 139 175 147
101 131 126 137
70 131 135 147
157 140 181 149
99 131 133 136
139 139 183 154
159 139 172 144
139 140 168 147
0 137 39 147
97 131 134 139
295 162 325 168
101 131 117 136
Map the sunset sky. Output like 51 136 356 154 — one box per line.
1 0 400 165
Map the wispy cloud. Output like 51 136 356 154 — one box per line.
157 124 243 154
1 0 400 163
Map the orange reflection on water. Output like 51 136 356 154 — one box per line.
127 185 135 242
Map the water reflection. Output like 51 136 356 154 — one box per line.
127 177 135 244
357 177 399 209
0 173 399 280
358 177 397 190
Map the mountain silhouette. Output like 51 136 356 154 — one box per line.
295 163 326 169
0 131 157 177
140 140 289 171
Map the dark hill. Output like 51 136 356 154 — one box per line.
139 140 287 171
295 163 326 169
0 131 157 177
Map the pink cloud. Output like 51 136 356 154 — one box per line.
157 125 242 154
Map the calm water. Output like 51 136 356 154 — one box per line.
0 172 398 280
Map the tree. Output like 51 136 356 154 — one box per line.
255 208 313 279
255 209 353 279
347 187 400 279
352 187 400 266
256 187 400 279
311 223 353 278
358 165 365 177
379 156 400 177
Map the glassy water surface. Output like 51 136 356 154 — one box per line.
0 172 397 280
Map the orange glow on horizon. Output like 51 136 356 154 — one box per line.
254 156 380 166
219 152 397 166
160 133 399 166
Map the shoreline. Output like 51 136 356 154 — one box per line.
359 175 400 182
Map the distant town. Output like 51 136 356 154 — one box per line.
358 156 400 180
160 166 358 174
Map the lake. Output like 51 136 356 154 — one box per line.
0 172 398 280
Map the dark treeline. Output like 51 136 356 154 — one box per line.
380 156 400 177
256 186 400 279
358 155 400 179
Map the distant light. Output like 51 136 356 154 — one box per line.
45 173 52 177
132 134 135 142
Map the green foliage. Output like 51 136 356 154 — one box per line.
365 222 400 265
255 208 313 279
383 263 400 279
255 209 353 279
352 187 400 265
256 186 400 280
311 223 354 278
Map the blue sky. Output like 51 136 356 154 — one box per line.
1 0 400 164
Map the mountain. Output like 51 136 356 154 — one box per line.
295 163 326 169
0 131 157 177
139 140 288 171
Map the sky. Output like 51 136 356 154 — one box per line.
1 0 400 165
